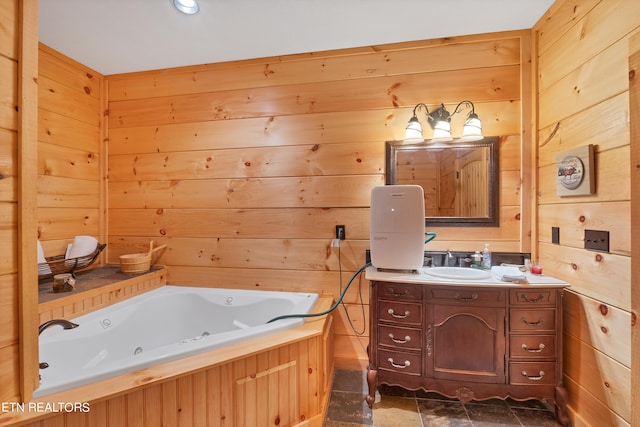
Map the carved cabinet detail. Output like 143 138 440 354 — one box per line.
366 281 569 426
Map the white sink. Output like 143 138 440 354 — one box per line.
422 267 491 280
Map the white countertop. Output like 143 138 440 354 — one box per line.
365 266 570 288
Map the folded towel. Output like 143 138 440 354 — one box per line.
37 240 52 275
491 266 526 282
64 243 73 259
65 236 98 266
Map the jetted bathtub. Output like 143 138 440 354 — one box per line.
35 285 319 397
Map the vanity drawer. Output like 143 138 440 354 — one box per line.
378 301 422 326
428 286 506 306
510 309 556 332
509 335 556 358
378 325 422 350
377 282 422 300
510 289 557 306
509 362 556 385
378 348 422 376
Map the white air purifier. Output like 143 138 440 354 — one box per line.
370 185 425 271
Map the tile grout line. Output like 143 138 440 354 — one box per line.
325 369 561 426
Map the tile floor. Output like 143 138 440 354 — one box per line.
324 369 563 427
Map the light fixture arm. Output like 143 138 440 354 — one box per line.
410 103 430 118
451 100 477 119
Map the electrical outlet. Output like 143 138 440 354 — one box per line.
551 227 560 244
336 225 346 240
584 229 609 252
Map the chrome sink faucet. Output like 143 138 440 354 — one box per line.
446 251 455 267
38 319 79 335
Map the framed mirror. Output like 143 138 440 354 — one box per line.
385 136 500 227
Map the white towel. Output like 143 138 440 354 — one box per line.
64 243 73 259
66 235 98 259
491 266 526 282
37 240 52 275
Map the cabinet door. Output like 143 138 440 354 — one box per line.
430 304 505 383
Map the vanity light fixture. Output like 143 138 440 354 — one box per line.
404 101 483 143
172 0 200 15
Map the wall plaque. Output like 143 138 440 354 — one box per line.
555 145 595 197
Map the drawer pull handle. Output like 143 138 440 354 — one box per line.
387 288 409 297
521 294 544 303
521 370 545 381
454 292 478 301
521 317 544 326
388 309 410 319
387 358 411 369
522 343 546 353
388 334 411 344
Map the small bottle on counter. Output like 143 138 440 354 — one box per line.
472 251 482 267
482 244 491 269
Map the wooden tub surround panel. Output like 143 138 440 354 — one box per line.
1 295 334 427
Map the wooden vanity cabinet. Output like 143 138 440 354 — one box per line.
366 281 569 426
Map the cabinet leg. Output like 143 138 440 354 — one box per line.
555 385 570 426
365 366 377 408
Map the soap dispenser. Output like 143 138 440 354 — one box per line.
482 244 491 269
472 251 482 267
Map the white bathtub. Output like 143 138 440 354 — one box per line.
35 286 319 397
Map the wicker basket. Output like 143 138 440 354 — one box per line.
119 241 167 274
38 243 107 281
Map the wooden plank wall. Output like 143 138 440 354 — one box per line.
629 30 640 427
533 1 639 425
0 39 107 404
37 44 105 258
1 0 39 404
4 4 636 423
0 0 21 404
106 32 527 364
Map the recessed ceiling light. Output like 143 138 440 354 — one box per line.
172 0 199 15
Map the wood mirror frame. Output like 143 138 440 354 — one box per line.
385 136 500 227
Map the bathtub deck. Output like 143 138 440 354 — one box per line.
3 295 334 427
38 264 167 323
38 264 165 303
20 267 334 427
